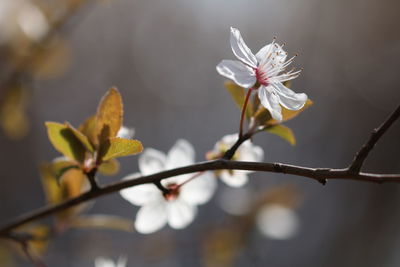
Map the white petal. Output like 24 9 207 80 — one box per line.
256 43 287 66
167 199 197 229
216 59 256 88
119 174 160 206
135 200 168 234
180 172 217 205
167 139 195 169
95 257 115 267
230 27 258 68
272 82 308 110
239 142 264 162
138 148 167 175
258 86 282 121
220 170 249 187
117 256 128 267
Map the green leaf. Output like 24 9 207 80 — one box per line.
51 159 79 182
267 99 313 125
99 138 143 161
224 81 253 118
70 215 134 232
94 87 123 147
39 163 63 205
255 99 313 126
98 158 120 176
265 124 296 145
45 122 86 162
79 115 96 144
66 122 94 152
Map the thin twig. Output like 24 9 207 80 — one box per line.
223 132 253 160
349 104 400 174
85 168 100 191
239 88 253 138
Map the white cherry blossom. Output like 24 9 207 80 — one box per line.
216 27 308 121
95 256 127 267
120 139 217 234
212 133 264 187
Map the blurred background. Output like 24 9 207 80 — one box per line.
0 0 400 266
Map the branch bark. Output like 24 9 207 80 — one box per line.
1 159 400 235
1 101 399 239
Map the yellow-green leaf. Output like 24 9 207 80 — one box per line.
98 158 120 176
267 99 313 125
51 159 79 182
254 107 273 125
100 138 143 161
255 99 313 126
94 87 123 147
66 122 94 152
45 122 86 162
39 163 62 205
224 81 253 118
265 124 296 145
79 115 96 144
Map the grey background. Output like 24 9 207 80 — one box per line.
1 0 400 266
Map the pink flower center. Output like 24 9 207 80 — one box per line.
163 183 180 201
255 67 269 86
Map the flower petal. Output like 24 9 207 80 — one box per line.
117 256 128 267
180 171 217 205
216 60 256 88
167 139 195 169
95 257 115 267
220 170 249 187
258 86 282 121
230 27 258 68
119 173 160 206
167 199 197 229
138 148 167 175
135 200 168 234
256 43 287 66
239 142 264 162
272 82 308 110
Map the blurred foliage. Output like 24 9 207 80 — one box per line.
224 80 312 145
69 215 134 232
0 84 29 140
0 0 94 140
203 184 302 267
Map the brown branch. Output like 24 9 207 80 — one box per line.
349 104 400 174
1 159 400 236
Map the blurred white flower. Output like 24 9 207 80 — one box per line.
212 133 263 187
216 27 307 121
218 186 253 216
0 0 48 43
120 139 217 234
256 204 299 240
95 256 127 267
117 126 135 139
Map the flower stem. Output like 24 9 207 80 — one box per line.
178 171 205 189
239 88 253 138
